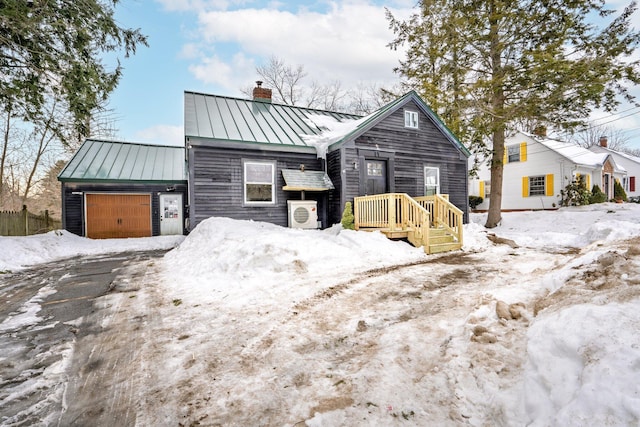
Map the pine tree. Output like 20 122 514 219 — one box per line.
388 0 640 227
0 0 147 142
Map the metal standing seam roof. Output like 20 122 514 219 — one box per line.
184 91 362 147
184 90 471 158
58 139 187 183
281 169 335 191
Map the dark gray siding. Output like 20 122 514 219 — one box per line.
333 99 469 223
61 182 188 236
188 145 326 229
327 149 343 225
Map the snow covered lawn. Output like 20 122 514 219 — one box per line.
2 203 640 426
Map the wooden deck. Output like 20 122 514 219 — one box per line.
353 193 463 254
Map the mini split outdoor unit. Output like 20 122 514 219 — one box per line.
287 200 318 229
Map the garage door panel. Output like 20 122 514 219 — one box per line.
86 194 152 239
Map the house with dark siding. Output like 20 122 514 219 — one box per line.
58 139 187 239
185 84 470 231
58 86 470 243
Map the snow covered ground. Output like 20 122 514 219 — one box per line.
1 203 640 426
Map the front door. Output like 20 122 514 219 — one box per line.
365 159 388 195
160 194 183 235
604 174 611 199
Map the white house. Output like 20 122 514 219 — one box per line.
469 131 627 210
588 137 640 199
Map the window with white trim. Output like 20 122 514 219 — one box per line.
404 111 418 129
484 180 491 199
529 175 545 196
424 166 440 196
507 145 520 163
243 161 276 204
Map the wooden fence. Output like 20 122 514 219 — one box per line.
0 205 62 236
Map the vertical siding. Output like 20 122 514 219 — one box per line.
188 145 324 229
61 182 188 236
338 100 469 222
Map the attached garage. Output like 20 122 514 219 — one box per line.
58 139 188 239
85 194 152 238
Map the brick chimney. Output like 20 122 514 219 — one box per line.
532 125 547 138
252 81 272 103
599 135 608 148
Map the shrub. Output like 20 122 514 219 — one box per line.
560 176 590 206
589 184 607 204
469 195 484 210
341 201 355 230
614 179 628 202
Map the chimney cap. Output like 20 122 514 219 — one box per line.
256 80 263 87
599 135 608 147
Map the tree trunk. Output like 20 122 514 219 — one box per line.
22 117 54 203
0 109 10 206
485 0 505 229
486 129 505 228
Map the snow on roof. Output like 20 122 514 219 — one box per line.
535 137 611 168
300 112 372 159
591 144 640 164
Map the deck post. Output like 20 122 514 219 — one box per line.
388 194 395 231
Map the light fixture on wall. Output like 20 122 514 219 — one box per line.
353 161 358 170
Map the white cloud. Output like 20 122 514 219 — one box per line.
134 125 184 146
188 52 256 92
156 0 229 12
178 43 201 59
188 2 412 91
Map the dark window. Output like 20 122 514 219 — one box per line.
507 145 520 163
529 176 545 196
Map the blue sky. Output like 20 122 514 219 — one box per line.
106 0 640 150
107 0 412 146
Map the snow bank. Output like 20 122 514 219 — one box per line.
0 230 184 271
162 217 426 305
524 302 640 426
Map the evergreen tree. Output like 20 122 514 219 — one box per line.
614 179 628 201
388 0 640 227
341 202 355 230
0 0 147 142
590 184 607 204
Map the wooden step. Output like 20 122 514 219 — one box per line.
428 234 455 244
427 242 462 254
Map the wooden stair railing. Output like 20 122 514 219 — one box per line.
414 194 464 248
353 193 463 254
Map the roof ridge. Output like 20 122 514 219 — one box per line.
183 90 362 118
85 138 184 149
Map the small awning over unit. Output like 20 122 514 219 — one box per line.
282 169 335 192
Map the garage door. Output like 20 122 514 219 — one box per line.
86 194 151 239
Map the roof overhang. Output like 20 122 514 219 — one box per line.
282 169 335 192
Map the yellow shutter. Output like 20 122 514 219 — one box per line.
522 176 529 197
479 181 485 198
520 142 527 162
545 174 554 196
586 174 591 189
503 149 507 165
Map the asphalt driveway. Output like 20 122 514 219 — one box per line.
0 250 168 426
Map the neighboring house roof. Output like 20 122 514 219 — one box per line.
58 139 187 183
184 90 471 158
589 144 640 165
513 132 625 172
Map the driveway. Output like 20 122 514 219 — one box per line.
0 250 168 426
